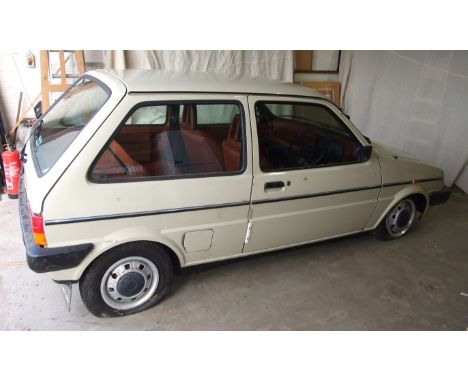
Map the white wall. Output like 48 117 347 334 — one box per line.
339 51 468 193
0 50 41 133
312 50 339 71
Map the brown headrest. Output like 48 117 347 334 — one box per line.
181 104 197 130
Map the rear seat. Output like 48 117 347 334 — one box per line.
93 140 149 179
180 105 224 173
147 132 177 176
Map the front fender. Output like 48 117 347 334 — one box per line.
367 183 430 230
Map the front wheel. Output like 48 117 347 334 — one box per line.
374 198 417 240
79 242 173 317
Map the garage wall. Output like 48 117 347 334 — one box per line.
0 50 41 134
0 50 292 134
0 50 105 135
339 51 468 192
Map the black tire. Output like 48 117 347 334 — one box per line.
374 219 395 241
374 198 417 241
79 242 173 317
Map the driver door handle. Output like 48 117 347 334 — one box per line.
265 181 285 191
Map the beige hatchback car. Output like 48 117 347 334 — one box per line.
19 69 450 316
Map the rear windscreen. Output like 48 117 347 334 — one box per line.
33 77 110 175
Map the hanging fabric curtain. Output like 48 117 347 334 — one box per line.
339 51 468 192
104 50 294 82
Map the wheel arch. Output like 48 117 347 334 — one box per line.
84 240 183 278
49 237 185 283
371 185 429 229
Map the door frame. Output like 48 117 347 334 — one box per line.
242 95 381 254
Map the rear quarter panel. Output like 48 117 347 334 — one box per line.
23 71 127 215
44 93 253 282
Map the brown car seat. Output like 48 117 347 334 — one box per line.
93 140 148 179
222 114 242 171
180 104 224 173
147 131 176 176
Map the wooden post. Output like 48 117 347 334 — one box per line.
39 50 86 115
16 92 23 124
59 50 67 85
75 51 85 74
40 50 50 110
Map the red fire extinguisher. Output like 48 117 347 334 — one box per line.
2 148 21 199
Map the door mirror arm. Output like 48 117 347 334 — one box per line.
355 145 372 162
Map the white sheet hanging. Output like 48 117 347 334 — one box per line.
104 50 294 125
104 50 294 82
339 51 468 192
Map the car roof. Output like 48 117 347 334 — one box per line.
91 69 328 99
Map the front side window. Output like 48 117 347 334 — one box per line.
91 102 245 181
255 101 362 171
33 77 110 175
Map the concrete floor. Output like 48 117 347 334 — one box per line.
0 190 467 330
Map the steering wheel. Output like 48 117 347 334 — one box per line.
287 129 329 166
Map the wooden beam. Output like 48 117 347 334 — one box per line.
38 50 86 116
16 92 23 124
40 50 50 110
75 50 85 74
47 84 73 92
294 51 313 72
59 50 67 85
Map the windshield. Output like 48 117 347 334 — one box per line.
33 77 110 175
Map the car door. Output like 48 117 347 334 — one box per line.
243 96 381 254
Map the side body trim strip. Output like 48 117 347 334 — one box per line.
45 201 251 226
45 177 442 226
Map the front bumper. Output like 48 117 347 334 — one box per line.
19 180 93 274
429 186 451 206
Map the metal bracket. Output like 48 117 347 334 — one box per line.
60 282 73 312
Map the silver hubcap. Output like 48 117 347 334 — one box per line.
385 199 416 238
100 256 159 310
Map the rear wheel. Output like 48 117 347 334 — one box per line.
374 198 417 240
79 242 173 317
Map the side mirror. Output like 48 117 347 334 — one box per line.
355 145 372 162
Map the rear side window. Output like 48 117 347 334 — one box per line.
90 102 245 181
33 77 110 175
125 105 167 125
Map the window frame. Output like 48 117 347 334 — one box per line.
254 99 367 173
88 99 248 184
32 75 112 178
